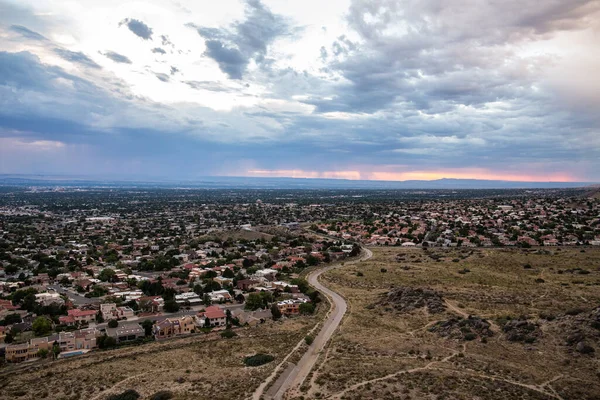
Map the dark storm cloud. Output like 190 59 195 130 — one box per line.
151 47 166 54
102 51 132 64
203 40 246 79
194 0 292 79
119 18 153 40
0 51 62 90
0 50 197 150
54 48 101 69
9 24 46 40
0 51 127 139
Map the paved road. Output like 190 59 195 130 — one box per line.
48 285 99 306
93 303 245 330
263 247 373 400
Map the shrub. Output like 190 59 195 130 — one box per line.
107 389 140 400
107 319 119 328
380 268 387 273
150 391 173 400
566 308 585 316
305 335 314 345
220 330 237 339
539 312 556 321
244 354 274 367
578 269 591 275
356 272 364 277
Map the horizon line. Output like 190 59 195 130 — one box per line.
0 173 597 184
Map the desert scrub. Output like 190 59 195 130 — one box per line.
244 354 275 366
220 329 237 339
150 391 173 400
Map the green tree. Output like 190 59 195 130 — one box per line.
222 268 235 278
108 319 119 328
52 341 61 358
98 268 116 282
163 299 180 313
2 313 22 325
245 293 264 311
271 304 282 320
32 316 53 336
141 319 154 336
290 278 309 293
37 348 49 359
299 302 315 315
97 334 117 349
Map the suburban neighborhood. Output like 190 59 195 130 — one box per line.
1 187 598 366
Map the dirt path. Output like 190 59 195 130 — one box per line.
328 344 465 399
251 248 372 400
89 372 150 400
444 299 470 318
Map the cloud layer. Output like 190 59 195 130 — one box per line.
0 0 599 181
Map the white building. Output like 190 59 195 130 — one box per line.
35 292 64 306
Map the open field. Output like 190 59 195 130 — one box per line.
0 316 321 400
302 246 600 400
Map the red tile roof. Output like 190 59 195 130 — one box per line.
201 306 226 319
68 309 97 317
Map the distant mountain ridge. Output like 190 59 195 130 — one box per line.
0 174 596 190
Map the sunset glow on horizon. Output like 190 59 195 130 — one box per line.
246 169 578 182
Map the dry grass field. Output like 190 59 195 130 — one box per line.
301 246 600 400
0 316 320 400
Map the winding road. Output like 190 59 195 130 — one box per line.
255 247 373 400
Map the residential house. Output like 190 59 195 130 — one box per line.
5 343 32 363
137 296 164 313
35 292 64 306
277 299 309 316
236 279 260 291
59 309 97 326
100 303 135 320
232 309 271 327
207 290 232 303
153 316 196 339
198 306 226 328
106 323 145 343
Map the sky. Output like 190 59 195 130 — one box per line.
0 0 599 182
